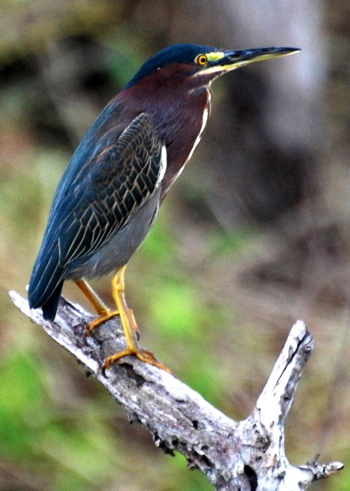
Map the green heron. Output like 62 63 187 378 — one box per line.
28 43 299 372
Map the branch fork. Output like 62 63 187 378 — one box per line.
10 291 343 490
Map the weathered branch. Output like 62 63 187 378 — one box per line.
10 291 343 490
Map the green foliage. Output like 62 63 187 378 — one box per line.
0 352 46 459
0 345 120 488
103 32 150 89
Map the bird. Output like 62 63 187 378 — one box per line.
28 43 299 372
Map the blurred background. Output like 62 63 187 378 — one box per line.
1 0 350 489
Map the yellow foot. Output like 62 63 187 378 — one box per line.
102 348 172 376
84 308 140 340
84 309 119 339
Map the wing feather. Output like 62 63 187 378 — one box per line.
58 113 165 264
29 112 166 312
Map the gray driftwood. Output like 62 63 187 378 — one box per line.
10 291 343 490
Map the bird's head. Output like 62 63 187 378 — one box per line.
126 43 300 89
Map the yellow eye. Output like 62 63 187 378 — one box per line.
196 54 208 66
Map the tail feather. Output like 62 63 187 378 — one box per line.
28 244 65 321
41 282 64 320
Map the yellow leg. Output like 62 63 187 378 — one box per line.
102 265 171 374
74 278 118 336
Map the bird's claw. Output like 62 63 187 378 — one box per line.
83 309 119 342
101 348 172 376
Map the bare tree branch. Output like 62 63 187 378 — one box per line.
9 291 343 490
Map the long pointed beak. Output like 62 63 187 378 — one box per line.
217 46 300 71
